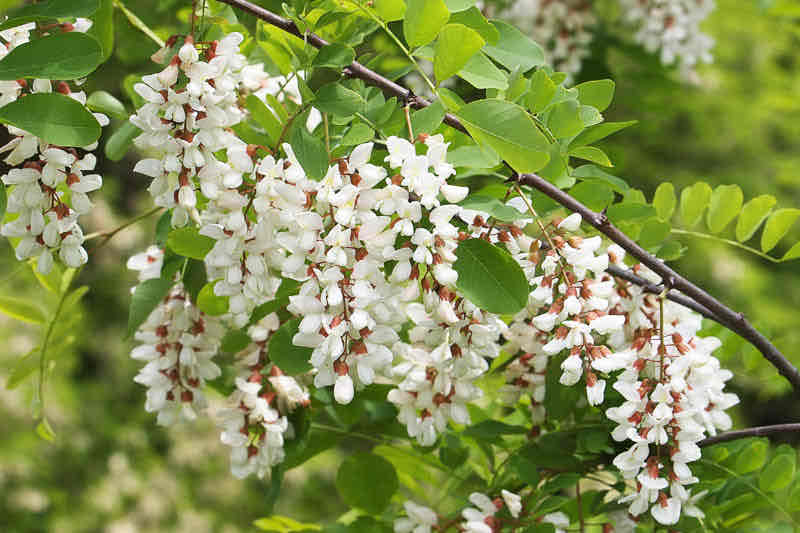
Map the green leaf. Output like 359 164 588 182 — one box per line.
459 195 527 221
569 120 637 148
575 79 615 111
0 0 100 31
197 281 229 316
340 123 374 146
657 240 686 261
759 445 796 492
454 238 529 314
268 318 313 375
127 278 173 337
410 98 446 135
166 226 215 260
527 69 556 113
456 99 549 173
312 43 355 69
404 0 450 48
569 146 612 167
761 208 800 253
314 82 366 117
221 329 252 353
568 181 613 212
336 452 398 514
734 438 769 473
607 202 657 223
483 20 544 72
254 515 322 532
638 218 671 248
0 32 103 80
444 0 474 10
246 94 282 146
462 420 527 439
449 7 498 44
0 296 46 324
0 184 6 221
0 93 101 146
679 182 712 229
571 164 628 192
457 51 508 90
289 126 328 181
36 418 56 442
736 194 777 242
434 24 484 83
653 182 676 221
706 184 743 234
782 241 800 261
86 90 126 119
88 0 113 61
104 121 141 161
6 348 40 390
371 0 406 21
438 87 465 110
447 144 499 168
546 100 583 139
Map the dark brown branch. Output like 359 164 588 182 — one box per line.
217 0 800 392
699 423 800 447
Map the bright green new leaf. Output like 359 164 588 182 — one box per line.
6 348 40 390
734 439 769 473
569 120 637 148
572 164 629 192
0 0 99 31
459 195 527 222
736 194 776 242
127 278 173 337
456 98 549 173
546 100 583 139
105 121 140 162
371 0 406 21
411 99 446 134
404 0 450 48
575 79 615 111
759 446 796 492
36 418 56 442
638 218 671 248
438 87 466 110
444 0 474 10
86 91 127 119
0 296 46 324
782 241 800 261
483 20 544 72
569 146 612 167
313 82 365 117
340 122 374 146
449 7 499 44
0 93 101 146
253 515 322 532
454 238 529 314
679 181 712 229
166 227 215 260
0 32 103 80
653 182 676 221
607 202 657 223
312 43 355 69
197 281 228 316
434 24 484 83
0 184 6 221
569 181 614 211
761 208 800 253
657 240 686 261
527 69 556 113
88 0 114 61
268 318 313 375
707 184 743 234
457 51 508 90
336 452 398 514
246 94 282 146
289 126 328 181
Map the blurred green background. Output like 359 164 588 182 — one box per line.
1 0 800 531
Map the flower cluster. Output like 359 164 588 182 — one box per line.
500 0 596 78
394 490 522 533
0 21 106 274
618 0 715 71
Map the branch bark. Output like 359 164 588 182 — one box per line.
699 423 800 447
216 0 800 391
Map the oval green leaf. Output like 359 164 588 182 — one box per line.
653 182 676 221
569 146 612 167
456 98 549 173
761 208 800 253
268 318 313 375
404 0 449 48
736 194 776 242
197 281 229 316
0 296 46 324
0 93 101 146
166 226 215 260
0 0 100 31
0 32 103 80
335 452 398 514
483 20 544 72
575 79 615 111
759 446 796 492
434 23 484 83
706 184 743 234
127 278 173 337
678 181 712 229
454 238 529 315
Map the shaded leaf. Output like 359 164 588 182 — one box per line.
0 93 101 146
336 452 398 514
268 318 313 375
454 238 529 314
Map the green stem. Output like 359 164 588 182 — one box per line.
85 206 163 249
670 228 780 263
113 0 165 47
37 269 76 418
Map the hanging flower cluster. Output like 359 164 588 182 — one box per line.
123 31 740 525
499 0 596 78
0 21 107 274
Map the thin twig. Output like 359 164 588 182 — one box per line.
113 0 165 47
699 423 800 447
215 0 800 391
85 206 163 250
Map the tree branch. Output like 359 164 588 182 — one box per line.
216 0 800 392
699 423 800 447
